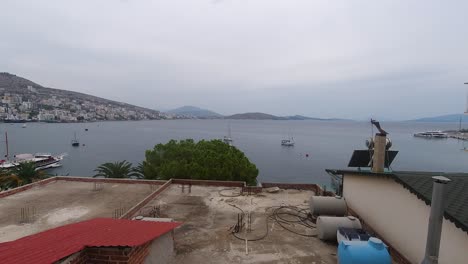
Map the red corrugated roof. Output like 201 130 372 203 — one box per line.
0 218 181 264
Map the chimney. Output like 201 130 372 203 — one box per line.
421 176 451 264
371 133 386 173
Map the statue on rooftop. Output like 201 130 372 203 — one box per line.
371 119 388 136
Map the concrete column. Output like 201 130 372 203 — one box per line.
372 134 386 173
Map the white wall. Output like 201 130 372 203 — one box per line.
343 174 468 264
144 231 174 264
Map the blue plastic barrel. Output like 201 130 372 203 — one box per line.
338 237 392 264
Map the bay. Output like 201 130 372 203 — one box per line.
3 120 468 187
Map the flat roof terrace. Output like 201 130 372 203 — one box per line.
0 178 160 242
142 184 337 264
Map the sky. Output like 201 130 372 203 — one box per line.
1 0 467 120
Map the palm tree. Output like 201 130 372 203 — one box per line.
0 162 47 190
0 170 21 190
132 162 145 179
93 160 140 178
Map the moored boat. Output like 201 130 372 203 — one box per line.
413 130 448 138
0 153 66 171
223 123 233 145
281 138 295 146
72 132 80 147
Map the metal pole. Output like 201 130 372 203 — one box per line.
464 83 468 114
5 132 8 160
421 176 451 264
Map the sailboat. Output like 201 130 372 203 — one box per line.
281 130 295 146
71 132 80 147
223 123 233 145
281 137 295 146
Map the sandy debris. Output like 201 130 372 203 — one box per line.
45 206 90 225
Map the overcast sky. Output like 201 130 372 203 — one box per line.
1 0 467 120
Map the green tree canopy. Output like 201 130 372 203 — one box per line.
140 139 259 185
93 160 140 178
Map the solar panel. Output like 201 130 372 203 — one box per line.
347 150 398 168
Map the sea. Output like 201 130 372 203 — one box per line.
3 120 468 187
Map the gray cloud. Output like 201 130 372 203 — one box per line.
1 0 467 119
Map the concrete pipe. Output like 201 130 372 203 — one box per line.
309 196 348 216
317 216 362 241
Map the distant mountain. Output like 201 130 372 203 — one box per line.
167 106 223 118
285 115 345 121
226 112 284 120
409 114 466 122
225 112 346 121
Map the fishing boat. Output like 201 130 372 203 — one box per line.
413 131 448 138
71 132 80 147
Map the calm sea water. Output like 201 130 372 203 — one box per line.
2 120 468 186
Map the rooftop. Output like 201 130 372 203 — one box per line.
142 184 337 264
0 178 159 242
327 169 468 234
0 218 180 264
0 177 338 263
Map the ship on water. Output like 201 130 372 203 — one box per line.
0 131 65 171
0 153 65 170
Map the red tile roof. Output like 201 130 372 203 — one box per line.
0 218 181 264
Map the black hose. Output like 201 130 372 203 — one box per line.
231 205 317 241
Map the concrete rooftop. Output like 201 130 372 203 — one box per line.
142 185 337 264
0 180 156 242
0 178 338 263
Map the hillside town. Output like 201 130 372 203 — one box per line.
0 73 162 122
0 88 161 122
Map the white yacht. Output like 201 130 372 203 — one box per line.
0 131 66 170
0 153 65 171
413 130 448 138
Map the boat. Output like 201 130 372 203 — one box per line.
0 131 65 171
281 138 295 146
22 124 27 128
223 136 233 144
71 132 80 147
223 123 233 145
0 153 66 171
413 131 448 138
3 118 26 123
